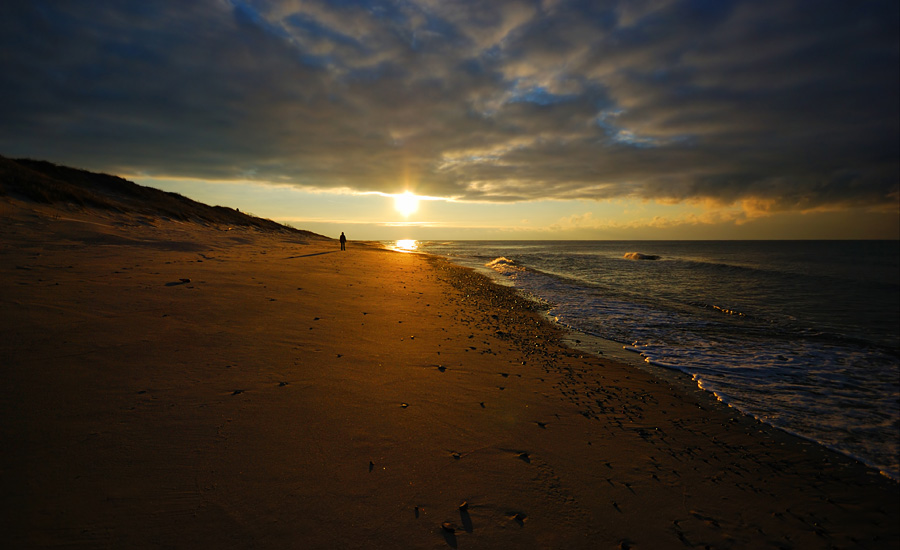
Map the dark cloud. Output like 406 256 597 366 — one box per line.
1 0 897 211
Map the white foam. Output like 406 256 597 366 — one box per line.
485 257 524 273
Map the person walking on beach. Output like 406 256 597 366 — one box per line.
339 232 346 251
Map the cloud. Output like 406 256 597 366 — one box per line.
1 0 897 213
549 204 751 233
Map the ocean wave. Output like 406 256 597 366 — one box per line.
485 257 524 273
623 252 661 260
710 304 747 317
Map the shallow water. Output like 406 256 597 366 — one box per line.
390 240 900 480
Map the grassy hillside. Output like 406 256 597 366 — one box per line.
0 155 324 237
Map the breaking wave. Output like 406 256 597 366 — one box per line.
623 252 661 260
485 257 524 273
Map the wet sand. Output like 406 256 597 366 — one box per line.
1 198 897 549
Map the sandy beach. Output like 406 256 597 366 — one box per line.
1 197 897 549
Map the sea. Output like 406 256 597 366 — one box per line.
384 240 900 480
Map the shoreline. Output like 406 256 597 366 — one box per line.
2 201 898 548
560 327 900 483
432 249 900 480
405 240 900 483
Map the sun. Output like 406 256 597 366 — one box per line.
394 191 419 217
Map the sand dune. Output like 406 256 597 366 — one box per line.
1 165 897 548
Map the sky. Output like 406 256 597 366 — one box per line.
1 0 898 240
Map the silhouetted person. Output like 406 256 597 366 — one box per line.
339 232 346 251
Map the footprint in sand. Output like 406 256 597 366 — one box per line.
440 524 458 547
508 512 527 526
459 502 474 533
690 510 721 528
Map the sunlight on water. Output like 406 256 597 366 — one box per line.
391 239 419 252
